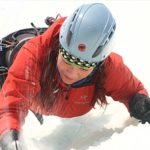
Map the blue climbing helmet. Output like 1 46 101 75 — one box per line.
59 3 116 66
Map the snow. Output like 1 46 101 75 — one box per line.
0 0 150 150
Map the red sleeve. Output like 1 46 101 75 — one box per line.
0 40 42 139
103 52 148 109
0 17 66 139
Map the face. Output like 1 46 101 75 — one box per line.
57 52 94 84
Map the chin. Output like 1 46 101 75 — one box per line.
62 78 74 85
60 73 77 84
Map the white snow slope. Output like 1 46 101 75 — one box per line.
0 0 150 150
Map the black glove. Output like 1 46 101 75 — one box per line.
0 130 25 150
129 93 150 124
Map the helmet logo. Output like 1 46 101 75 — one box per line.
78 44 86 52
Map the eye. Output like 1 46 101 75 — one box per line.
79 67 89 71
65 61 70 65
63 59 71 65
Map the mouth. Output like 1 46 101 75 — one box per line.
62 73 73 81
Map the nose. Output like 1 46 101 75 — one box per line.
66 65 76 74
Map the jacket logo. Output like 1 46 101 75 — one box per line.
74 95 90 104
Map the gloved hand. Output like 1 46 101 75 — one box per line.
0 130 25 150
129 93 150 124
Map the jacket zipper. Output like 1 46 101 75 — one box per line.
64 84 71 100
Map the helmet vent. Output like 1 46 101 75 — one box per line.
65 10 79 46
108 31 113 40
92 46 103 58
66 29 72 46
71 10 78 22
108 24 116 40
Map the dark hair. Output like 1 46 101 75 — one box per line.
35 44 61 112
90 64 107 106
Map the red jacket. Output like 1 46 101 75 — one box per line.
0 17 148 138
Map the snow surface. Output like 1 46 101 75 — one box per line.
0 0 150 150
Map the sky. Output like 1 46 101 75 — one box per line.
0 0 150 150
